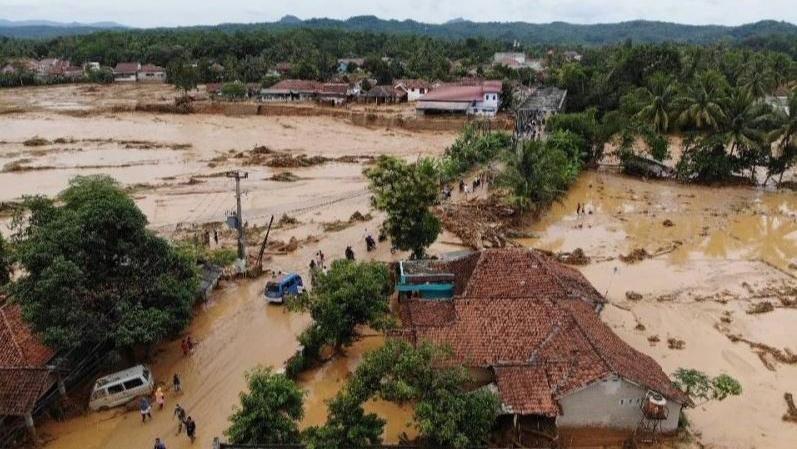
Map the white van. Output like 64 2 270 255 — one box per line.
89 365 154 411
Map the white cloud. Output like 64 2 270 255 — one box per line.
0 0 794 28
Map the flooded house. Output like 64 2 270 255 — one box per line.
416 80 502 117
0 302 57 446
136 64 166 83
260 79 321 102
393 79 432 101
112 62 141 82
395 249 688 447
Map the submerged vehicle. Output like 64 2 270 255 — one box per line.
264 273 304 304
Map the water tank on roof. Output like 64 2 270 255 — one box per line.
642 392 668 420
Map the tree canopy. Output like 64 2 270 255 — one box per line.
225 367 305 445
9 175 198 351
366 156 441 259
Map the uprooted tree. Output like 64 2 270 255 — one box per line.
365 156 441 259
10 175 199 352
225 367 304 445
672 368 742 405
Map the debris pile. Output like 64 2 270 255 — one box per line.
784 393 797 423
435 197 517 249
619 248 650 263
747 301 775 314
556 248 590 265
625 291 643 301
321 211 372 233
667 338 686 350
662 219 675 227
270 172 301 182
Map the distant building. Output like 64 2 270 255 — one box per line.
274 62 293 76
393 79 431 102
493 52 544 71
395 249 689 447
563 50 583 62
317 83 351 106
360 85 407 104
337 58 365 73
83 62 101 72
113 62 140 82
137 64 166 83
416 80 502 117
260 79 321 102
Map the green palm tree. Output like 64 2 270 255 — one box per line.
764 93 797 185
738 60 776 98
634 74 679 134
720 88 767 157
676 71 728 130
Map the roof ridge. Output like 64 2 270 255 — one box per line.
567 304 614 377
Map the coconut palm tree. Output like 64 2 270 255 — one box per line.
718 88 768 182
738 59 776 99
634 73 679 134
763 93 797 185
676 71 728 131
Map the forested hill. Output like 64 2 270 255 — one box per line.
1 16 795 44
229 17 797 45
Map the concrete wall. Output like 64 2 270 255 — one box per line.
556 376 682 432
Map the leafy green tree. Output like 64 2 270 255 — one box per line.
167 60 199 97
292 260 392 356
546 109 606 163
437 126 511 181
672 368 742 404
86 67 114 84
719 88 767 164
415 387 499 449
10 175 198 351
498 139 580 213
225 367 304 445
738 59 776 98
0 234 10 286
221 81 247 100
366 156 441 259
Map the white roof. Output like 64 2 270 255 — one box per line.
94 365 148 387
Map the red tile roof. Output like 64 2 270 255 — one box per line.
0 304 54 368
0 304 57 416
319 83 349 96
397 249 687 416
395 79 431 90
0 367 54 415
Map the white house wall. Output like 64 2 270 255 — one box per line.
555 376 682 433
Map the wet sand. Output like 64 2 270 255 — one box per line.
523 171 797 449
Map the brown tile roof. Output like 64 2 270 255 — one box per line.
139 64 164 73
397 249 687 416
0 304 54 368
0 367 54 416
113 62 140 74
319 83 349 96
267 79 321 92
396 79 431 90
363 85 405 98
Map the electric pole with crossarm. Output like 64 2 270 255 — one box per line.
226 170 248 262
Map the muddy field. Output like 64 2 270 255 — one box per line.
1 85 796 449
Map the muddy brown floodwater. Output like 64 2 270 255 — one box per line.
521 170 797 449
3 85 796 449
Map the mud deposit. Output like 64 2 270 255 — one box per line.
522 170 797 449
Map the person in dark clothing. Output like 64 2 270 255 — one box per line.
459 179 465 192
140 397 152 422
365 235 376 252
213 230 218 244
309 259 316 270
173 373 181 393
345 246 355 260
185 416 196 443
154 438 166 449
174 404 186 434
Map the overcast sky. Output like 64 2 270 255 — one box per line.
1 0 795 28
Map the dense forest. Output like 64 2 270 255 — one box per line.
1 16 796 45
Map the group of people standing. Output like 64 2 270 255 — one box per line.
146 384 197 448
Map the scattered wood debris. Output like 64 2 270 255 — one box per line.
269 172 301 182
435 197 517 249
619 248 650 263
747 301 774 314
647 335 660 345
556 248 590 265
784 393 797 423
667 338 686 350
662 219 675 227
625 291 643 301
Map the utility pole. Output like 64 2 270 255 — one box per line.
226 170 248 261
